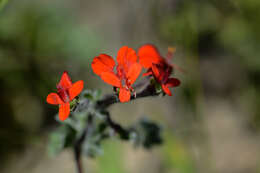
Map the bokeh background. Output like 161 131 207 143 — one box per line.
1 0 260 172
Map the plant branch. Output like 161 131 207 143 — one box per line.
96 83 159 109
102 111 131 140
74 115 93 173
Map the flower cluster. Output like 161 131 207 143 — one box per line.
92 44 180 100
46 44 180 121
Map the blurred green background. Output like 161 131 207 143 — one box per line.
1 0 260 172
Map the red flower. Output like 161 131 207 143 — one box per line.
91 46 142 102
46 71 84 121
151 61 180 96
138 44 180 96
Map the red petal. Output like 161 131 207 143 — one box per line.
142 68 153 76
59 103 70 121
143 71 152 76
57 71 73 90
69 80 84 100
91 54 115 75
119 87 131 102
162 84 172 96
127 63 142 85
46 93 64 105
138 44 161 68
117 46 137 67
166 78 181 87
151 64 161 80
100 72 121 87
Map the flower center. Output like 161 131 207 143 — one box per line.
57 86 70 103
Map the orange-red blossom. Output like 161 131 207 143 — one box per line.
46 71 84 121
91 46 142 102
138 44 180 96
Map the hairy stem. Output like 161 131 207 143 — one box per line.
96 83 158 109
102 111 131 140
74 115 93 173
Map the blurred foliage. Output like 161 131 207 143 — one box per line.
154 0 260 131
48 125 76 156
162 132 195 173
0 0 102 165
0 0 8 10
132 118 162 149
96 141 125 173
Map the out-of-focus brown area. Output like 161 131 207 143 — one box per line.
1 0 260 172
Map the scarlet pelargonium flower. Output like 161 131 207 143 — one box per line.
46 71 84 121
138 44 180 96
91 46 142 102
138 44 184 73
151 61 180 96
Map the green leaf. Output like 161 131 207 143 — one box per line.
82 138 103 158
151 78 162 94
140 118 163 148
131 117 163 149
81 119 110 158
82 89 102 101
93 89 102 101
48 125 76 156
